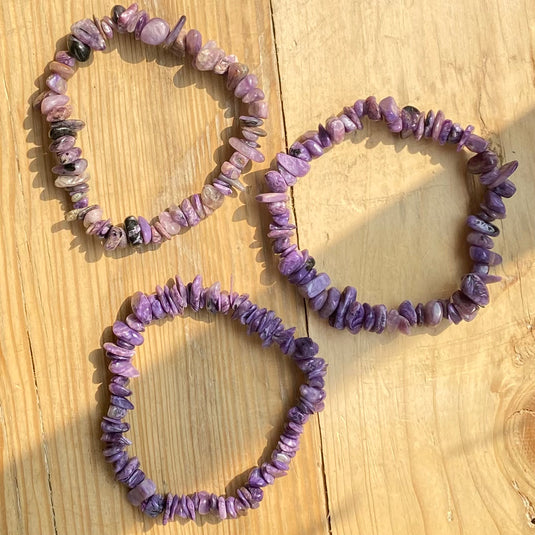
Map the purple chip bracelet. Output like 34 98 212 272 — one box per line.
35 4 269 251
101 275 326 522
257 96 518 335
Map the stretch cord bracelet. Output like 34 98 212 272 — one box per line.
34 4 268 251
101 275 327 522
257 96 518 335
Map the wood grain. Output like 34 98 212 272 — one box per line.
0 0 534 534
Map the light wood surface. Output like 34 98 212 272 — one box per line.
1 1 534 534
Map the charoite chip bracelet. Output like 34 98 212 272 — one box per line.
257 96 518 335
101 275 326 522
34 4 268 251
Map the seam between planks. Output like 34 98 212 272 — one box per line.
2 65 58 535
268 2 333 533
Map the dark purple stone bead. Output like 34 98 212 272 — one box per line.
147 294 165 319
126 468 145 489
224 496 238 519
364 96 381 120
423 300 442 326
142 494 164 518
492 179 516 198
400 105 420 138
73 199 89 209
247 308 267 334
315 124 331 149
124 216 142 246
264 462 287 478
362 303 375 331
114 339 134 351
295 268 316 287
183 495 195 520
105 450 126 464
461 273 489 306
484 190 506 215
372 304 387 333
318 287 340 319
288 264 315 284
103 342 134 358
469 246 502 265
415 303 425 326
131 292 152 324
466 215 500 237
101 432 131 446
116 457 139 483
127 479 156 507
464 132 488 153
398 300 417 326
168 494 180 522
260 317 282 347
431 110 445 141
67 34 91 62
476 210 496 223
272 237 290 253
300 384 326 404
112 5 126 23
265 170 288 193
236 486 253 509
49 135 76 153
467 231 494 249
423 110 435 137
134 11 150 40
299 272 330 299
329 286 356 330
379 96 401 130
286 421 304 435
277 152 310 177
109 382 132 397
113 321 144 346
309 290 328 312
345 300 364 334
233 298 253 322
248 467 267 488
287 406 309 425
480 202 505 221
338 113 357 132
438 119 453 145
110 395 134 410
466 150 499 174
354 99 365 117
343 105 363 129
56 147 82 164
483 161 518 188
447 123 463 143
100 416 130 433
472 263 490 276
447 303 462 324
163 285 179 317
110 375 130 387
112 452 129 473
293 337 319 359
414 112 425 140
103 445 125 458
71 18 106 51
451 290 479 321
279 250 304 276
289 141 311 161
302 138 324 158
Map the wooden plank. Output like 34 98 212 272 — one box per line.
1 1 328 534
271 0 535 534
3 0 535 534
